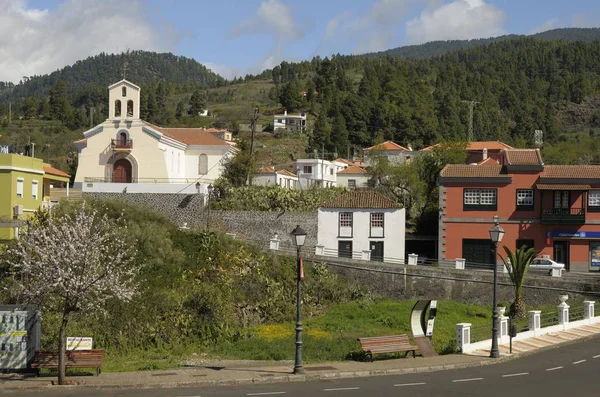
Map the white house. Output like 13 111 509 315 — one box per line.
273 110 308 133
73 79 238 194
336 165 369 189
295 158 347 188
317 191 405 263
253 166 298 189
363 140 414 166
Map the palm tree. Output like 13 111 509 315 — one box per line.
500 246 538 318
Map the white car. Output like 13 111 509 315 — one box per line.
530 258 565 274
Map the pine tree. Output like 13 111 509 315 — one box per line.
189 89 205 115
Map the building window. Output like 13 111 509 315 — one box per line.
303 165 312 174
32 180 39 200
553 191 569 209
370 213 384 238
463 188 497 211
16 178 24 198
589 191 600 212
198 154 208 175
348 179 356 189
127 100 134 117
516 189 534 210
516 239 534 251
115 100 122 117
122 86 127 97
339 212 353 237
329 168 333 175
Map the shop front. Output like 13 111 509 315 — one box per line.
551 231 600 272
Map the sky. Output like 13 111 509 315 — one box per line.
1 0 599 82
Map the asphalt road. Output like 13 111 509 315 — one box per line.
12 336 600 397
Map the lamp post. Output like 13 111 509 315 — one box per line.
206 184 214 232
489 214 505 358
290 224 306 375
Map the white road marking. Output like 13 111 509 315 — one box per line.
502 372 529 378
452 378 483 383
593 354 600 359
546 366 563 371
323 387 360 391
573 360 586 365
394 382 426 387
246 393 286 396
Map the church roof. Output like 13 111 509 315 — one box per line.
108 79 141 90
142 121 231 147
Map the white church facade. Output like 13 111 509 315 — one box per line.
74 80 237 194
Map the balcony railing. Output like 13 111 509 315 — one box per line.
111 139 133 150
541 207 585 224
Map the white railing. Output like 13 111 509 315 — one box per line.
457 296 598 354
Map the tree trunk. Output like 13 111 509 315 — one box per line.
57 309 70 385
510 296 526 319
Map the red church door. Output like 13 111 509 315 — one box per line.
113 159 132 183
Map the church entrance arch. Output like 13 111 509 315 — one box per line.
113 159 132 183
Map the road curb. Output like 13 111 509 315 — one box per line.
2 334 599 393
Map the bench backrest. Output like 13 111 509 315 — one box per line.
358 334 411 347
33 350 105 363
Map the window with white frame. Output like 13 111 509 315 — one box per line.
589 190 600 212
348 179 356 189
198 154 208 175
303 165 312 174
32 180 39 200
516 189 534 210
370 213 384 237
339 212 353 237
16 178 24 198
463 188 497 210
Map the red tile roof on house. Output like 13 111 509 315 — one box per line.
338 165 367 174
142 121 230 146
422 141 513 152
43 165 70 178
477 157 500 166
321 191 403 209
503 149 543 166
440 165 509 178
257 166 296 177
364 141 408 151
334 158 355 166
73 138 87 144
540 165 600 179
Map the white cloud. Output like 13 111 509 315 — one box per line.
529 18 559 35
233 0 303 40
0 0 174 83
202 62 241 80
231 0 305 76
319 0 416 54
406 0 506 44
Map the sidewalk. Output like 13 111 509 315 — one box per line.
2 323 600 393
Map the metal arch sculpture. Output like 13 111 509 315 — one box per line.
410 300 438 357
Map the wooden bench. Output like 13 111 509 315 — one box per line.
30 350 105 376
357 335 420 362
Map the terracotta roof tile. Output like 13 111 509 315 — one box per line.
477 157 499 166
422 141 513 152
43 165 70 178
258 166 276 173
536 184 592 190
320 191 403 209
142 121 229 146
338 165 367 174
334 158 355 166
73 138 87 144
441 165 509 178
364 141 408 151
503 149 543 166
540 165 600 179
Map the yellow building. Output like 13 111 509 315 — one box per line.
0 153 70 240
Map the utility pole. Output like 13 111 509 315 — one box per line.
461 100 480 141
8 102 11 125
89 107 95 127
45 143 50 163
247 106 260 186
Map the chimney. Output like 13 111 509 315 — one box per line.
482 148 488 161
407 144 413 151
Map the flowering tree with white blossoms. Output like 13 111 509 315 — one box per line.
6 205 139 385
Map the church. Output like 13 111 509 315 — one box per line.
74 80 237 194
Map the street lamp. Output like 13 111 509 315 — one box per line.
290 224 306 375
206 184 214 232
488 214 505 358
195 181 201 194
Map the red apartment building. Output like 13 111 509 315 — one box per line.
439 149 600 272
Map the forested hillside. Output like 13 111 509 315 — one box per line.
366 27 600 59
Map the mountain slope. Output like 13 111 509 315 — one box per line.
0 51 225 102
366 27 600 59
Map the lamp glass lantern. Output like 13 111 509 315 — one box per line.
195 182 201 194
290 225 306 248
489 215 505 243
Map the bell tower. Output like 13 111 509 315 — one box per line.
108 80 141 121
